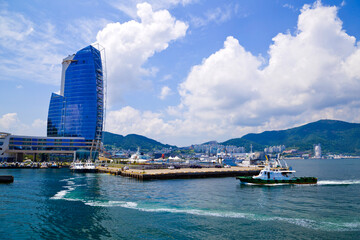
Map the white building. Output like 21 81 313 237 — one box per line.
314 144 322 158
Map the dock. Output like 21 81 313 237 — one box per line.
97 166 260 180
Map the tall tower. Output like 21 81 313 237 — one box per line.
314 144 322 159
47 45 105 155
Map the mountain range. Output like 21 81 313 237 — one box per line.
103 132 175 152
222 120 360 154
103 119 360 154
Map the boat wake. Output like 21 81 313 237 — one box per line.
50 177 360 232
242 179 360 187
317 180 360 185
74 199 360 232
50 177 84 200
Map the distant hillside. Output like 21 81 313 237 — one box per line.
222 120 360 154
220 138 265 152
103 132 176 151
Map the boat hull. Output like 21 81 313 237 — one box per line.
237 176 317 184
0 175 14 184
71 169 98 173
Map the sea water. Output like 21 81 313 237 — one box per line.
1 159 360 239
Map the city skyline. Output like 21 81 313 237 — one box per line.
1 0 360 146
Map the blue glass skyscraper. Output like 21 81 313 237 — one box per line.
47 45 104 146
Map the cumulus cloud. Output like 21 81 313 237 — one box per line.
159 86 172 100
0 113 46 136
106 1 360 146
178 1 360 137
107 0 194 18
96 2 188 105
0 113 19 130
106 106 175 137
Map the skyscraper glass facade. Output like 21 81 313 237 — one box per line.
47 45 104 142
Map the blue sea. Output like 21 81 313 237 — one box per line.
1 159 360 239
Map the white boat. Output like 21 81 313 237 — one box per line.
50 162 59 168
129 147 151 163
83 160 97 173
70 160 98 173
40 162 48 169
237 155 317 185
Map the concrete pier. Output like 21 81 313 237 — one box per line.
97 166 260 180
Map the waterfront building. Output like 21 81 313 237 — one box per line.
47 45 105 158
0 45 106 162
0 132 93 162
314 144 322 158
264 145 286 154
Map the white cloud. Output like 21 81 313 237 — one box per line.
0 113 19 130
66 18 110 45
283 4 295 10
106 106 175 137
107 0 195 18
159 86 172 99
190 4 238 28
0 113 46 136
0 8 63 85
106 2 360 146
179 1 360 136
96 2 188 105
161 74 172 82
31 119 47 130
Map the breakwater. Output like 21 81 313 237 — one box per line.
97 166 261 180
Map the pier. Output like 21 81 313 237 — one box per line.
97 166 260 180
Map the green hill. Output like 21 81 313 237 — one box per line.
222 120 360 154
220 138 265 152
103 132 175 151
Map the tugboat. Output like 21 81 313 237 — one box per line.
236 155 317 185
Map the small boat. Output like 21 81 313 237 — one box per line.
70 160 97 173
50 162 59 168
40 162 48 169
83 160 97 173
236 155 317 185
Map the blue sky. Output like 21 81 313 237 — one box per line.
1 0 360 146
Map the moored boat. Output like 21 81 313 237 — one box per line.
40 162 48 169
70 160 98 173
83 160 97 173
50 162 59 168
236 155 317 185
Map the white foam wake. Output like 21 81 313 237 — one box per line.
84 200 138 208
50 186 75 200
52 196 360 231
246 179 360 187
317 180 360 185
50 177 82 200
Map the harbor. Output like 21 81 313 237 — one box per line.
1 158 360 239
97 166 261 180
